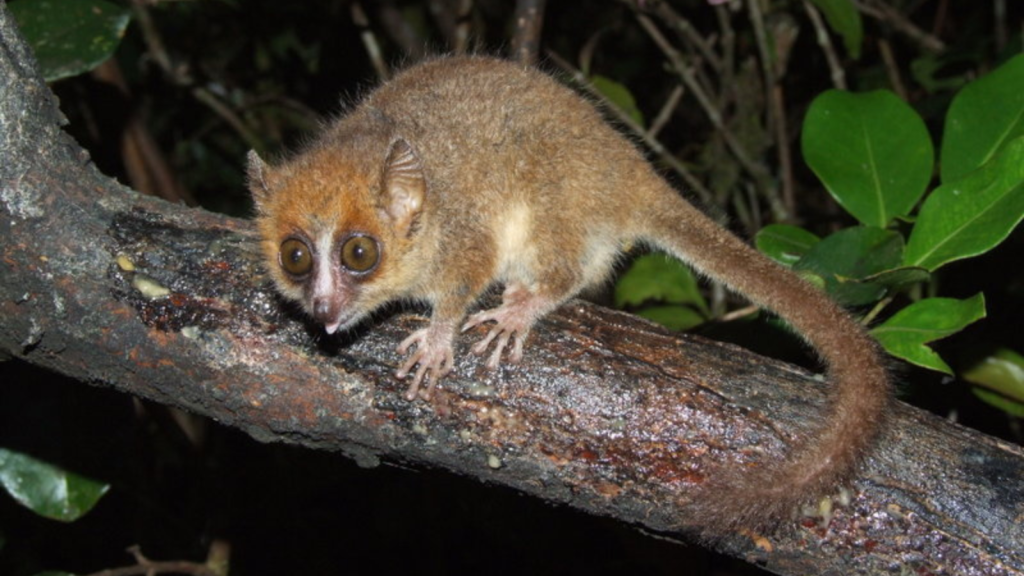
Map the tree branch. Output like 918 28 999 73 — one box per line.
510 0 547 65
0 6 1021 575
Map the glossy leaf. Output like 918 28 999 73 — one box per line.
802 90 934 227
963 348 1024 404
808 0 863 59
755 224 821 267
8 0 130 82
793 227 904 306
941 54 1024 183
0 448 110 522
870 294 986 374
905 136 1024 271
615 253 708 316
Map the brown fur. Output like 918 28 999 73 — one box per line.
249 55 891 533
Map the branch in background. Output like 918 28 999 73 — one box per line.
577 28 607 75
802 0 847 90
82 545 222 576
453 0 474 54
545 50 714 206
933 0 949 38
351 2 389 81
91 59 196 206
428 0 474 54
510 0 547 65
993 0 1007 53
768 15 800 217
646 84 685 140
878 38 908 100
745 0 775 133
748 0 798 219
376 0 428 61
130 0 264 152
855 0 946 54
711 2 737 241
714 3 737 98
635 10 785 220
652 1 723 74
771 84 795 217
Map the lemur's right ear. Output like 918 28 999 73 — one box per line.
246 150 273 212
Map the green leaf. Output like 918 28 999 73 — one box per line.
904 136 1024 271
636 305 707 331
807 0 863 59
8 0 130 82
962 348 1024 404
754 224 821 266
793 226 904 306
591 75 645 128
941 54 1024 183
802 90 934 227
910 55 970 94
614 253 708 316
870 294 986 374
0 448 110 522
972 389 1024 418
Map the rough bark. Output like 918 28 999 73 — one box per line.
1 6 1022 575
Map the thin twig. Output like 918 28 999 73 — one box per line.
510 0 548 65
878 39 907 100
772 84 795 218
994 0 1007 54
91 59 196 206
715 2 736 93
932 0 949 37
634 14 768 183
452 0 474 54
746 0 775 129
376 0 427 60
747 0 796 219
860 295 894 326
714 2 737 154
802 0 847 90
717 303 759 323
651 1 723 73
84 545 219 576
647 84 684 140
131 0 263 151
855 0 946 54
352 2 390 81
190 86 261 150
578 28 607 75
545 50 713 205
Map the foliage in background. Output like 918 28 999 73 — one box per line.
0 449 108 522
8 0 129 82
622 55 1024 414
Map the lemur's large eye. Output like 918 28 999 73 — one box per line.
340 235 380 273
279 238 313 277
